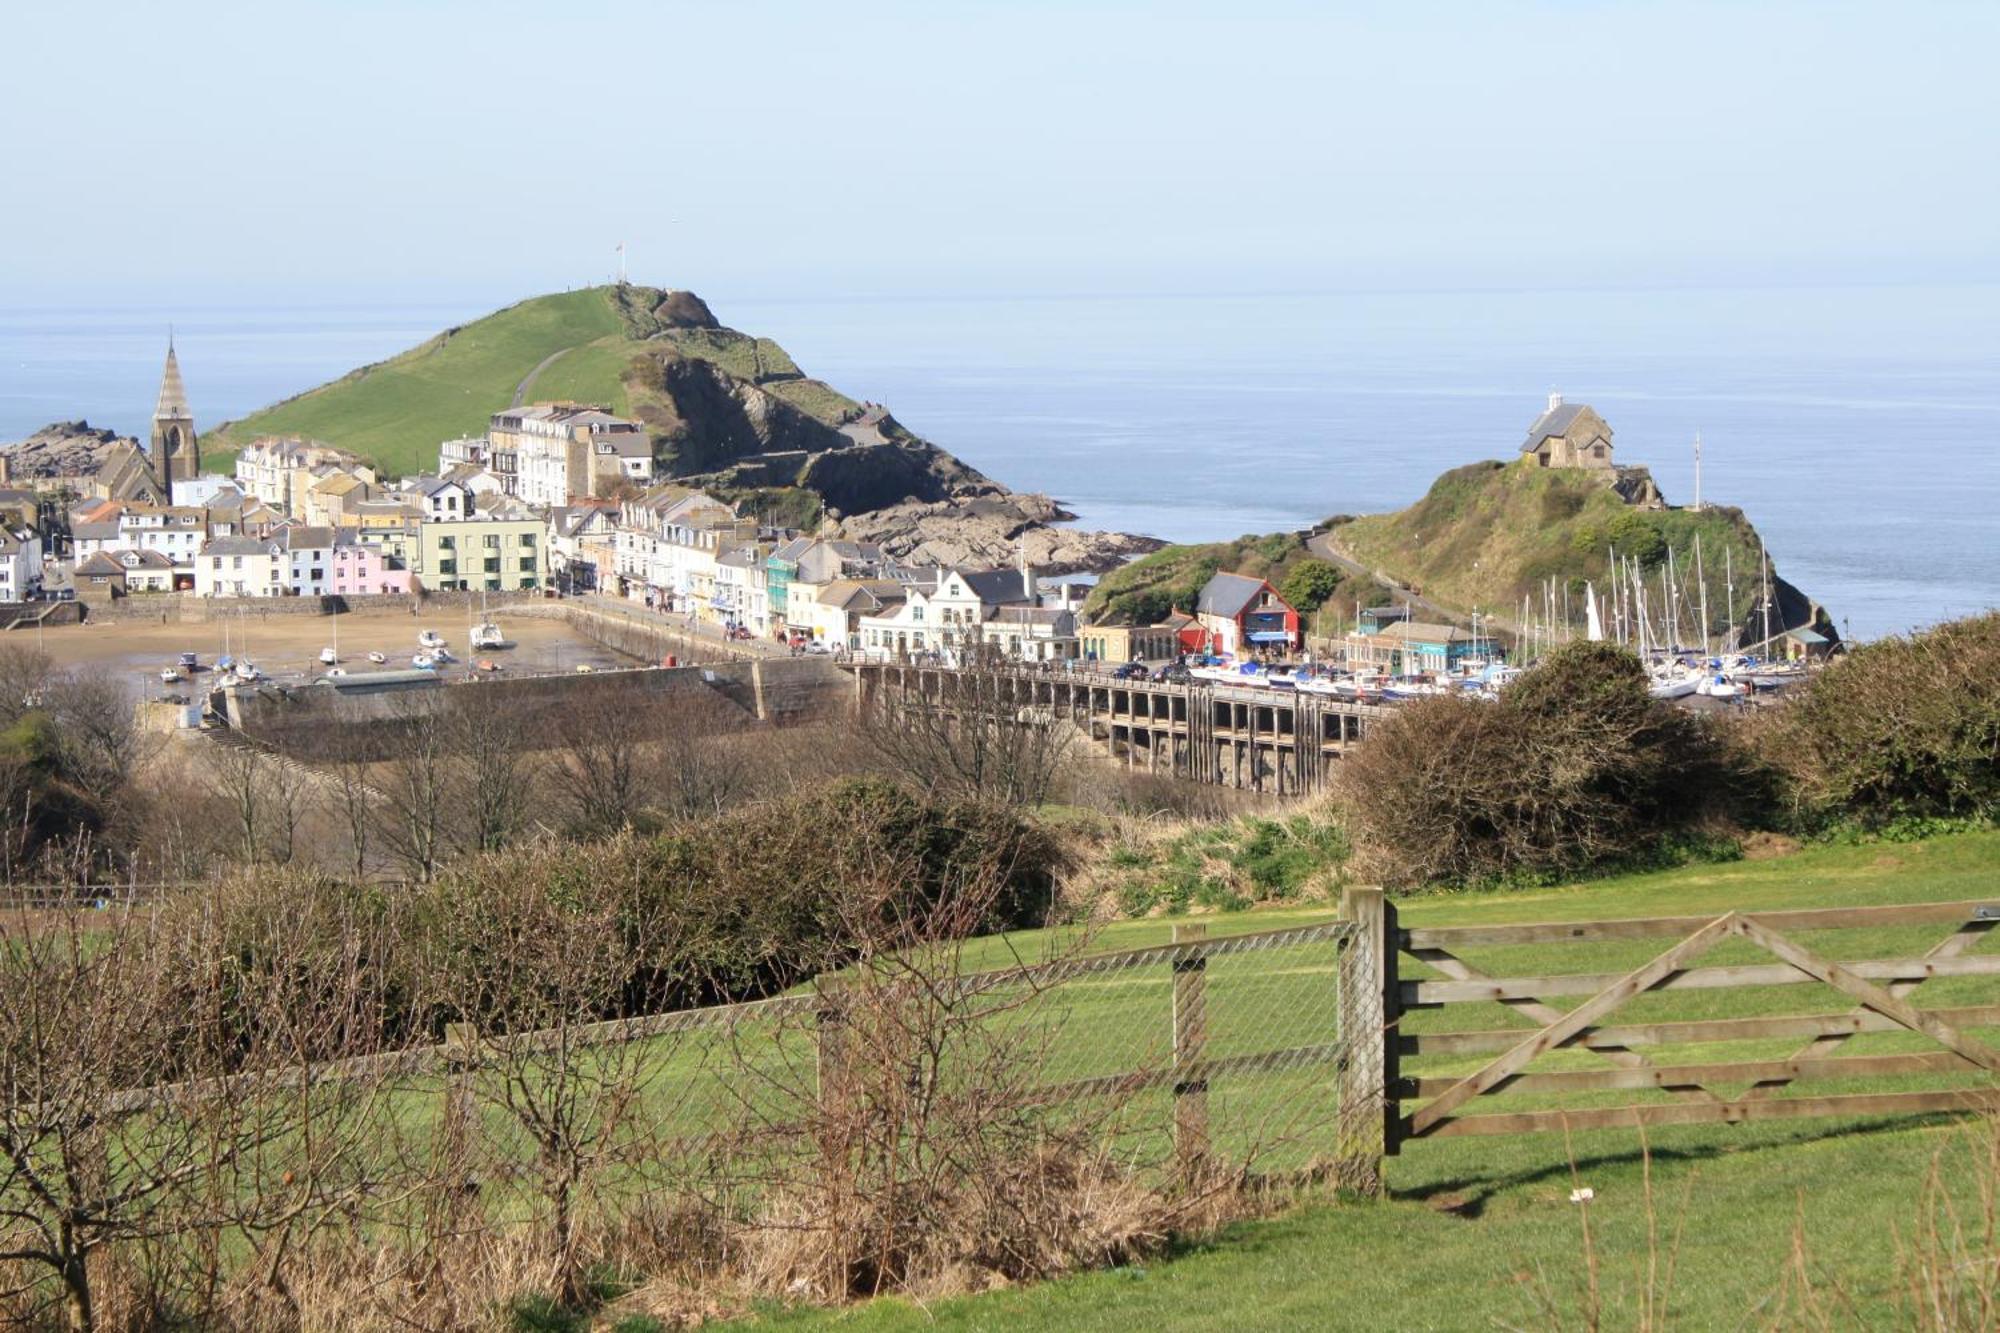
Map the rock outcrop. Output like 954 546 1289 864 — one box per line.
0 420 140 479
831 493 1162 573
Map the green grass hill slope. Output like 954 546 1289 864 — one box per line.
203 285 874 480
1333 458 1837 645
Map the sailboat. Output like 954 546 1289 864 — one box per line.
470 589 507 651
319 612 340 667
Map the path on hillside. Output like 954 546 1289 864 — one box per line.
1307 529 1526 636
1307 529 1458 623
510 347 574 408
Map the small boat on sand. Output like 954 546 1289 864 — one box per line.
417 630 446 650
367 650 387 664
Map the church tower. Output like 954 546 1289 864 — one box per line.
150 337 199 495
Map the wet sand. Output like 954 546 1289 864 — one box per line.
23 609 633 697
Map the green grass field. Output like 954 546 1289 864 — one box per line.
204 289 632 475
722 829 2000 1330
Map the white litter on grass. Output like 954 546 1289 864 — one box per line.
1569 1187 1595 1204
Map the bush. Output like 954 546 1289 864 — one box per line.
153 778 1068 1049
1771 612 2000 826
1606 512 1667 567
1340 642 1770 887
1279 558 1344 614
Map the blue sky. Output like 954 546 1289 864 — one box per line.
4 1 1995 304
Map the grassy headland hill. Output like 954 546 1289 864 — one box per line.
1333 457 1836 645
1085 458 1836 647
205 285 1155 569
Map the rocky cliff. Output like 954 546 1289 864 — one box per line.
0 420 141 479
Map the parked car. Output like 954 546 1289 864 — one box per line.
1152 663 1191 684
1111 661 1148 680
803 641 831 655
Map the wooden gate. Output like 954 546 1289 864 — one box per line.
1335 891 2000 1190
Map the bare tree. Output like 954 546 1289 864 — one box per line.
205 740 267 865
0 902 400 1331
651 693 751 821
0 644 52 725
550 691 645 835
861 670 1075 808
44 669 153 798
449 701 539 854
426 875 679 1307
328 753 377 880
377 696 452 882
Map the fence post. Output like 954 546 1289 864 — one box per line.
1172 922 1210 1171
1337 887 1397 1196
814 979 853 1300
441 1022 478 1209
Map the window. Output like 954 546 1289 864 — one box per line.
519 577 536 590
520 533 535 547
912 605 925 622
438 535 455 549
438 558 456 575
483 534 500 549
483 557 500 574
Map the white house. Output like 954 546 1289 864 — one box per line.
404 476 474 522
712 542 772 634
196 535 286 599
855 563 1075 662
0 529 42 601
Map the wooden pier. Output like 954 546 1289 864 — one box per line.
849 662 1391 794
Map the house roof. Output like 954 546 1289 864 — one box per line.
959 566 1036 606
820 579 903 613
310 472 367 496
1520 399 1608 452
285 526 336 550
1368 620 1488 645
1195 572 1276 619
75 553 128 576
71 520 119 543
202 535 277 557
115 548 175 569
989 606 1075 631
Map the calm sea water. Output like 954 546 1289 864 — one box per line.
2 285 1994 641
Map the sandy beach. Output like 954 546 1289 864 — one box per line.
21 608 633 697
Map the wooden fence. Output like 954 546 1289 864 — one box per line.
92 918 1357 1182
1335 892 2000 1190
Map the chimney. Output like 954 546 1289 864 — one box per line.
1547 390 1563 412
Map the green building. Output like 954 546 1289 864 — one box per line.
410 516 543 591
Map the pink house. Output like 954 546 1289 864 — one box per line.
329 539 412 596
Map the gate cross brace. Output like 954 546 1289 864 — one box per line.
1407 914 1741 1138
1406 945 1721 1104
1745 916 1994 1100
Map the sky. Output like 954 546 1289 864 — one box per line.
3 1 1997 306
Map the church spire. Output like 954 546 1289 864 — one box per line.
151 337 199 495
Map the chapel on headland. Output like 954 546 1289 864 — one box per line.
1519 392 1614 469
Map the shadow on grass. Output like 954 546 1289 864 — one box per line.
1395 1111 1962 1216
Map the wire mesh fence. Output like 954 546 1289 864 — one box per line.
413 919 1359 1239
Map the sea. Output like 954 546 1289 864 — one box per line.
2 284 1994 642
